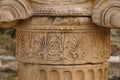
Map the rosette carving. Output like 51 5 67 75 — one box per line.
92 0 120 28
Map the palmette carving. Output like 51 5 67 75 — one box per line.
33 33 81 61
16 31 34 58
16 24 110 64
0 0 113 80
33 33 61 61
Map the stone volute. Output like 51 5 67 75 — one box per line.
0 0 119 80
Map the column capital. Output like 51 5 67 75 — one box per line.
0 0 32 28
92 0 120 28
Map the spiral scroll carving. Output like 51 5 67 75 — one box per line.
0 0 31 23
92 0 120 28
16 17 110 65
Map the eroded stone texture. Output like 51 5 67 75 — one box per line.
0 0 31 28
16 17 110 65
18 62 108 80
0 0 119 80
92 0 120 28
31 0 92 16
0 0 31 22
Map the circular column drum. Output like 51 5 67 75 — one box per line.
16 17 110 65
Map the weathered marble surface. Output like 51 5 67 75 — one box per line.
92 0 120 28
0 0 120 80
16 17 110 65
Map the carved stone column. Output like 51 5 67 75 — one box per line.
0 0 119 80
16 17 110 80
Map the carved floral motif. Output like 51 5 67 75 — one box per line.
16 28 110 64
0 0 115 80
33 33 81 61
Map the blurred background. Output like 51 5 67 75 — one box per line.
0 28 119 80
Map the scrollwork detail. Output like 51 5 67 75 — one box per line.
16 29 110 64
92 0 120 28
0 0 32 28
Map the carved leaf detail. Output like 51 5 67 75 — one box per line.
16 31 28 57
33 33 61 61
38 35 54 52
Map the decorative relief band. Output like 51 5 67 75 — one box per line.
16 23 110 64
31 0 92 16
18 62 108 80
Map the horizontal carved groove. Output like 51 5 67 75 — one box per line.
31 0 92 16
